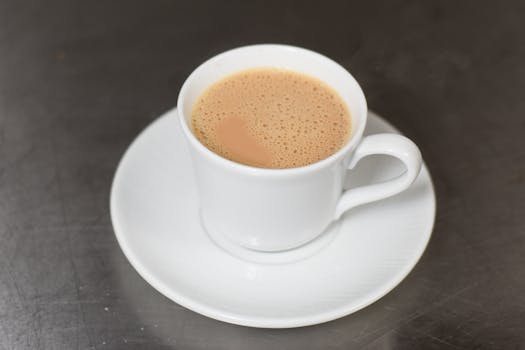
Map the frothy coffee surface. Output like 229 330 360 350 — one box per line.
191 68 351 168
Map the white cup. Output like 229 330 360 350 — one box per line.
177 44 422 252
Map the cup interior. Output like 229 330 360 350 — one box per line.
177 44 367 170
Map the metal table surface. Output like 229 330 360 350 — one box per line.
1 1 524 349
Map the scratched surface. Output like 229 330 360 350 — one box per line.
1 0 524 349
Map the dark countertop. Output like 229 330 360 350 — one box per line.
1 1 524 349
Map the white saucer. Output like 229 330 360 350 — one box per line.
110 108 436 328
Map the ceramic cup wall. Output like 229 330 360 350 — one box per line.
177 44 422 252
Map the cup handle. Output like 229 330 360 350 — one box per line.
334 133 422 220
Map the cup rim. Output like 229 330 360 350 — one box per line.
177 44 368 177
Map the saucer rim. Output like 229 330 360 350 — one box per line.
110 108 436 328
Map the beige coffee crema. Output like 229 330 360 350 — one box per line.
191 68 351 169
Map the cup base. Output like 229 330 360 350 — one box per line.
199 209 342 265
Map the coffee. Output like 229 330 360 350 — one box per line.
191 68 351 169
